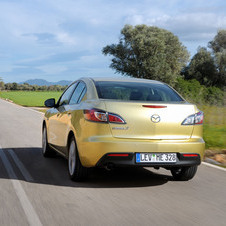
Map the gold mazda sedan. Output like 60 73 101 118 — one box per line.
42 77 205 181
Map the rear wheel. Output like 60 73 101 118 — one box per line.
68 137 88 181
42 126 55 157
171 166 198 181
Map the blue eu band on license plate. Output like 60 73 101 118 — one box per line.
136 153 141 162
136 153 176 163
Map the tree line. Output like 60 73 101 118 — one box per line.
0 81 67 92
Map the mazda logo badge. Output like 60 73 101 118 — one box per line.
151 114 161 123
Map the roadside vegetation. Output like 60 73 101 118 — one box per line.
198 105 226 150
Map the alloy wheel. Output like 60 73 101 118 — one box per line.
42 128 47 154
68 140 76 176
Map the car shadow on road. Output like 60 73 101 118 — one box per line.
0 147 172 188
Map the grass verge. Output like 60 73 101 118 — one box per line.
0 91 62 107
198 105 226 150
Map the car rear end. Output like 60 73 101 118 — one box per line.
78 78 205 172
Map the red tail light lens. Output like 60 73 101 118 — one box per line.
84 109 126 124
108 113 125 124
194 111 204 125
182 111 204 125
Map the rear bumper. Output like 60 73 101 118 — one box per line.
96 153 201 168
78 137 205 167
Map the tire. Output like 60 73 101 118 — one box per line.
68 137 88 181
42 126 55 157
171 166 198 181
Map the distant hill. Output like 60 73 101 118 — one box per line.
21 79 72 86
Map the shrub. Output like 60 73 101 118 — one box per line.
174 77 224 106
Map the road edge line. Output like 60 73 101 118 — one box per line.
25 107 45 115
0 146 42 226
8 149 34 182
202 161 226 172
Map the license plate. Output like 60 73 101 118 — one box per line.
136 153 176 163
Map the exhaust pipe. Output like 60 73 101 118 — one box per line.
105 163 115 171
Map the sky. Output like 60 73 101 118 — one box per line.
0 0 226 83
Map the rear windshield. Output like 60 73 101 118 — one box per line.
95 81 184 102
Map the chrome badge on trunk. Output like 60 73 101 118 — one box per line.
151 114 161 123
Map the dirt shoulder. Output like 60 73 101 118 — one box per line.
205 149 226 167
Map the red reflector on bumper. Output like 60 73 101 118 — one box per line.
183 154 198 157
108 154 129 157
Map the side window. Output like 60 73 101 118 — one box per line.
58 82 78 106
69 82 86 105
77 87 87 103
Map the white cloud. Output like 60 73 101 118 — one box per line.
126 12 226 39
55 32 77 45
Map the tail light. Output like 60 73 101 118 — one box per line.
84 109 107 122
84 109 126 124
182 111 204 125
108 113 125 123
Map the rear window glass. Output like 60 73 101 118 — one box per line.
95 81 183 102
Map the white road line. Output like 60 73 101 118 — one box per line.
0 146 42 226
202 162 226 172
24 107 45 115
0 98 44 115
8 149 34 182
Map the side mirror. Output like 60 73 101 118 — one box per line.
44 98 56 108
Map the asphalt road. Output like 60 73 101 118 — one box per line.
0 98 225 226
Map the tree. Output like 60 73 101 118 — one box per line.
102 24 189 85
12 82 18 90
0 77 4 91
4 83 13 90
209 29 226 87
209 30 226 53
184 47 218 86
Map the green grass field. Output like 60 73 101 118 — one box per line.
0 91 62 107
0 91 225 150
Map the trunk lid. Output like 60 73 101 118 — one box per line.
104 101 195 140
